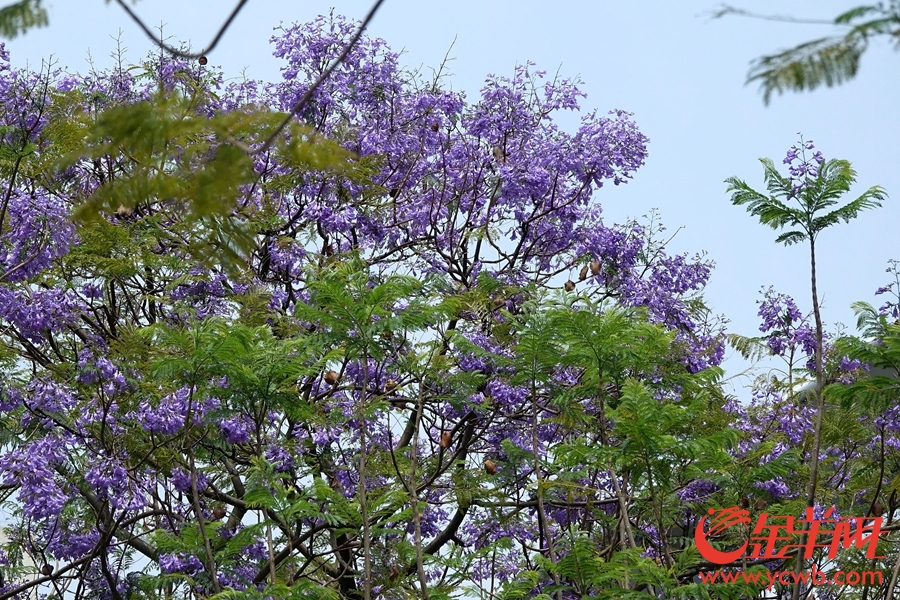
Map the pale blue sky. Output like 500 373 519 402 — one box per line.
7 1 900 389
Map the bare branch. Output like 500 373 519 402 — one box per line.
707 4 837 26
112 0 250 59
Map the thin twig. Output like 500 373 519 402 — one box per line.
707 5 838 26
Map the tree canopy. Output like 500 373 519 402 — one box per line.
0 9 897 600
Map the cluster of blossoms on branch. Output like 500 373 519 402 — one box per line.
0 16 729 597
783 138 825 198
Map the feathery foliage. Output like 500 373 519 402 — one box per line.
0 0 46 39
730 2 900 103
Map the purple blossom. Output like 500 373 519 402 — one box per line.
875 259 900 318
783 138 824 197
0 436 69 520
219 414 254 444
170 467 208 494
679 479 720 503
756 287 817 357
264 444 294 472
159 552 204 576
136 387 192 434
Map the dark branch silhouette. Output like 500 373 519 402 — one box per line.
708 5 837 26
113 0 387 157
112 0 250 59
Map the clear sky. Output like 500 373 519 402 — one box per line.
6 0 899 392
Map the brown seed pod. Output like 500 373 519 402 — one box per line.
41 564 53 576
389 187 400 198
389 564 400 581
440 432 452 448
212 506 226 520
590 260 601 276
492 145 507 164
739 496 750 509
395 400 407 409
873 501 885 517
484 459 497 475
385 379 398 392
382 330 393 340
324 370 339 385
564 280 575 292
579 265 589 281
198 55 208 66
430 122 439 132
754 498 767 511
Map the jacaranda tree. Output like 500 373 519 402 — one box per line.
1 10 894 600
0 13 736 599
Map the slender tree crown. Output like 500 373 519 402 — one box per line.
726 139 887 244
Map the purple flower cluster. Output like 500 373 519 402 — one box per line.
159 552 204 576
783 138 825 197
0 436 69 519
875 259 900 319
0 14 812 599
219 414 254 444
757 287 816 357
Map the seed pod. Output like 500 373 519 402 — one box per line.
395 400 407 409
382 330 393 340
198 55 208 66
389 187 400 198
739 496 750 509
564 280 575 292
484 459 497 475
579 265 589 281
754 498 767 511
873 501 885 517
385 379 397 392
41 564 53 576
324 370 339 385
430 122 439 132
590 260 601 276
212 506 226 520
492 145 507 164
389 564 400 581
440 432 452 448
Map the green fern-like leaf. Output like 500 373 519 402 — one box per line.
0 0 47 38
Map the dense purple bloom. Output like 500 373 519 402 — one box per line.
219 414 254 444
0 15 850 600
0 436 70 519
757 287 818 357
159 553 204 576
